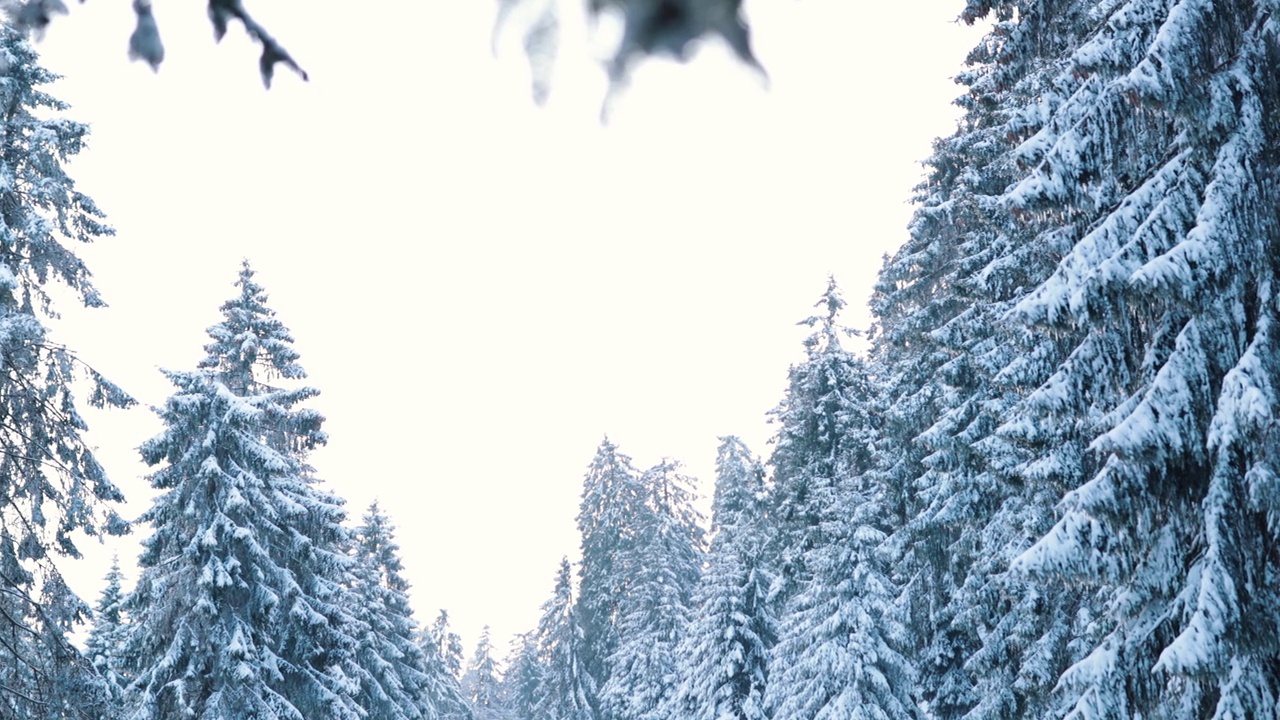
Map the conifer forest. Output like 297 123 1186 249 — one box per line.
2 0 1280 719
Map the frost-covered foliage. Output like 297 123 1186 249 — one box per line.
871 0 1280 717
122 262 364 720
575 438 647 716
994 0 1280 717
0 26 129 720
3 0 306 87
764 281 917 720
668 437 774 720
869 3 1105 718
347 501 444 720
599 459 704 720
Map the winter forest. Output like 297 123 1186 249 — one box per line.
2 0 1280 719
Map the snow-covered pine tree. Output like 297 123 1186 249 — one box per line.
0 26 131 720
121 262 364 720
765 278 874 609
668 437 773 720
502 632 545 720
421 610 474 720
464 626 506 720
599 459 704 720
763 281 917 720
870 4 1104 718
991 0 1280 717
529 558 594 720
575 438 647 718
85 556 130 702
348 501 441 720
428 610 467 680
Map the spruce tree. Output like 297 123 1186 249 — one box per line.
575 438 647 717
421 610 473 720
348 501 439 720
668 437 773 720
85 556 130 702
869 4 1103 718
766 278 874 607
763 282 916 720
464 626 506 720
530 558 593 720
991 1 1280 717
121 262 363 720
599 460 704 720
502 632 545 720
0 26 130 720
428 610 467 680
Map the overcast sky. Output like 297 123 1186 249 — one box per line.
34 0 984 656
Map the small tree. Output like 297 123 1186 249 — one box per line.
85 556 130 701
421 610 474 720
668 437 773 720
531 558 593 720
575 438 647 716
348 501 438 720
464 626 506 720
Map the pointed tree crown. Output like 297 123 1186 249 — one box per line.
199 260 306 392
798 276 855 356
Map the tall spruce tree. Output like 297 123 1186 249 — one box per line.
599 460 704 720
121 262 364 720
668 437 773 720
870 4 1103 718
348 501 441 720
764 282 916 720
575 438 646 718
987 1 1280 717
529 558 593 720
766 279 874 607
0 26 130 720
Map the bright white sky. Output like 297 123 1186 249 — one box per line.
34 0 984 658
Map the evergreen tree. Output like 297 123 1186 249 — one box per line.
502 632 545 720
575 438 647 717
766 278 874 606
763 281 917 720
85 556 130 702
530 558 593 720
464 626 506 720
421 610 473 720
599 460 704 720
348 501 439 720
121 262 364 720
870 4 1103 718
668 437 773 720
0 26 130 720
988 0 1280 717
427 610 467 680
